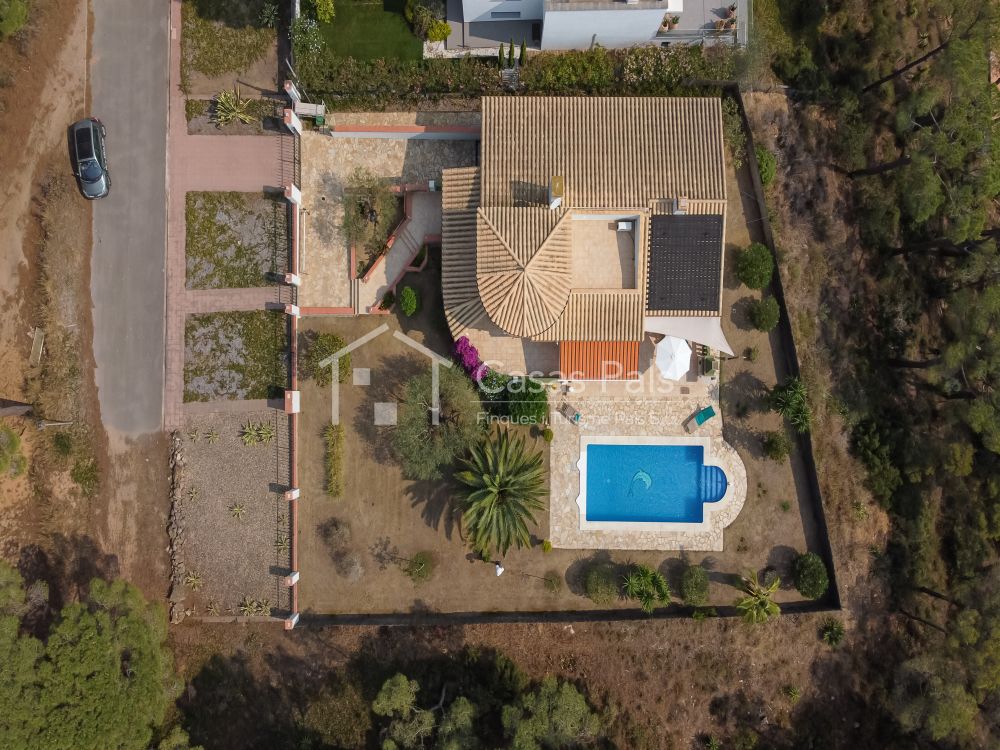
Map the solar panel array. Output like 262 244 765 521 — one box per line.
645 214 724 313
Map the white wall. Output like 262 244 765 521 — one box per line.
540 7 666 49
462 0 544 23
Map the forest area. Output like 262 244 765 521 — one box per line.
753 0 1000 744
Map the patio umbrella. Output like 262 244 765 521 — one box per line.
655 336 692 381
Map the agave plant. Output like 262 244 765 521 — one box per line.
204 428 220 444
455 429 547 557
212 86 255 127
237 595 257 616
623 564 671 614
205 600 220 616
735 569 781 625
229 502 246 520
275 534 290 554
240 420 261 446
769 376 811 433
184 571 203 591
186 486 199 502
187 428 200 442
257 421 276 445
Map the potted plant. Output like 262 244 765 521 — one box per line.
714 18 726 30
727 2 737 17
667 15 680 29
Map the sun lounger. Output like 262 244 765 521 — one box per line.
558 402 581 425
684 405 716 433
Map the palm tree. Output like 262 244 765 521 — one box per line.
623 564 671 614
455 429 547 557
736 570 780 624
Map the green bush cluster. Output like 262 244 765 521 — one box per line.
0 425 26 478
735 242 775 289
750 295 780 332
324 423 344 498
399 286 419 317
681 564 709 607
770 376 811 433
793 552 829 599
0 0 28 37
762 430 792 461
755 144 777 186
623 564 671 614
403 551 434 583
480 373 548 424
300 331 351 387
584 563 619 605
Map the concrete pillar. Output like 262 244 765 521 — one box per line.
283 109 303 135
284 390 301 414
284 488 300 500
284 272 301 286
284 612 300 630
283 571 300 586
284 303 301 318
284 80 302 104
284 183 302 205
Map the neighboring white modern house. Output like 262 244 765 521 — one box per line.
445 0 750 51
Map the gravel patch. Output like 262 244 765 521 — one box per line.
175 411 292 616
184 310 289 401
185 191 288 289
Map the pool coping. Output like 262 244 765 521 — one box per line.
575 435 744 542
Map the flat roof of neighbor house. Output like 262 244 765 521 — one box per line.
646 214 725 314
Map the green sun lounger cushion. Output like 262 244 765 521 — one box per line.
694 405 716 426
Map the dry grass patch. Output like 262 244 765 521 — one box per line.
180 0 275 91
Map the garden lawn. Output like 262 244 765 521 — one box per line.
317 0 423 62
185 192 287 289
184 311 289 401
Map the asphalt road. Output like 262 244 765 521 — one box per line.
90 1 169 434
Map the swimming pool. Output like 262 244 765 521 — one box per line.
583 442 728 524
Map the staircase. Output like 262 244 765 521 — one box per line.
700 465 728 503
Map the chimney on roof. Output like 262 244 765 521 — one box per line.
548 176 564 210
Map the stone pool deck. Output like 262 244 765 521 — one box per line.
548 391 747 551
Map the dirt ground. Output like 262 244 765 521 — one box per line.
0 0 170 603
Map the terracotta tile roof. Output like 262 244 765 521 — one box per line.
480 96 727 207
532 290 644 341
441 167 489 335
559 341 641 380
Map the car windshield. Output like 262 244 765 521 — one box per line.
80 160 103 183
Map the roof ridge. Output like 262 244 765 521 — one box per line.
476 207 522 270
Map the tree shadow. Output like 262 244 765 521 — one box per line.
564 550 623 598
351 352 424 466
730 296 759 332
17 535 120 614
405 476 461 538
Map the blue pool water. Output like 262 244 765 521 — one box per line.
585 444 728 523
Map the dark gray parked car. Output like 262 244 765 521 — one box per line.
70 118 110 199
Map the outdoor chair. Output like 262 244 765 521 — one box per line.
558 402 581 425
684 405 716 433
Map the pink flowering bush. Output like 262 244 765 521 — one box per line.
453 336 487 382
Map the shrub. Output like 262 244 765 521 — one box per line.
507 377 548 424
310 0 335 23
770 376 811 433
0 0 28 37
403 551 434 583
70 457 99 496
543 569 562 593
793 552 829 599
324 423 344 498
380 290 396 310
755 144 777 186
453 335 486 381
851 420 902 504
426 18 450 42
0 425 24 476
821 617 845 646
52 431 73 457
762 430 792 461
750 296 780 332
585 563 619 605
257 2 280 27
300 331 350 387
399 286 419 317
290 16 324 59
542 427 554 443
692 607 718 621
721 96 746 169
542 539 553 553
302 676 372 749
735 242 774 289
681 564 709 607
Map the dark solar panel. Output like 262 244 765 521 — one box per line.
645 214 723 312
